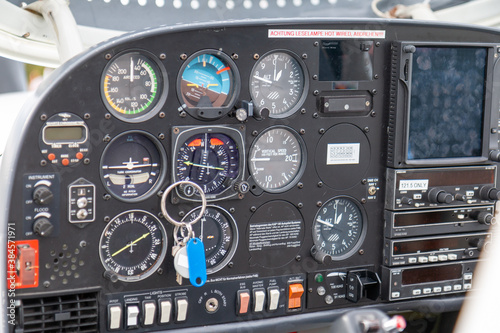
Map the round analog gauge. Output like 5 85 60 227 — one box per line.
101 51 167 122
99 210 167 282
181 206 238 274
312 197 365 260
100 131 166 202
176 132 240 196
250 51 307 118
249 126 306 193
178 50 239 119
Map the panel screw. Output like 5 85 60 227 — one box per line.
103 194 111 201
317 181 323 187
159 112 166 118
371 89 377 95
370 111 376 117
103 134 111 142
317 201 322 207
376 42 381 47
80 241 87 248
312 74 318 80
253 54 260 60
301 108 306 114
229 207 235 213
173 127 180 134
178 211 185 217
364 127 370 133
374 74 379 79
43 281 50 288
40 160 47 166
228 262 234 268
319 128 325 134
232 53 239 60
105 113 111 120
359 249 365 255
84 113 90 119
104 216 110 222
302 53 308 59
299 129 306 135
361 179 367 185
252 130 259 136
83 158 90 165
159 53 166 60
297 182 303 189
157 268 164 274
40 114 47 121
361 198 367 204
158 133 165 140
313 90 319 96
314 41 319 47
180 53 187 60
313 113 319 119
105 53 112 60
250 206 257 212
180 111 187 118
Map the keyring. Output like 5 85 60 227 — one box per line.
161 180 207 227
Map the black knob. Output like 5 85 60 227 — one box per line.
455 193 467 201
253 107 269 120
33 218 54 237
479 186 500 200
401 197 413 205
477 211 496 225
490 150 500 162
33 185 53 205
428 188 453 204
104 270 119 283
179 183 196 197
234 181 250 194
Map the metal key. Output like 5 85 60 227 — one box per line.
173 224 194 285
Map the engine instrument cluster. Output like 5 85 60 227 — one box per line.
3 19 500 333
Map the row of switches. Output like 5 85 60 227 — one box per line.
109 298 188 330
237 287 280 314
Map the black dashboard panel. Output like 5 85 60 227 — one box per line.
2 19 500 333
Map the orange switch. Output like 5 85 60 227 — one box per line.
237 290 250 315
288 283 304 309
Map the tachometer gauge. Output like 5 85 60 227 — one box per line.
101 51 167 122
100 131 166 202
176 132 239 195
99 210 167 282
249 126 306 193
312 197 365 262
250 51 307 118
178 50 239 119
181 206 238 274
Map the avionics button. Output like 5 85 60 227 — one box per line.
108 305 122 330
391 292 400 299
448 254 458 260
464 273 473 280
268 287 280 311
443 286 452 292
433 287 442 293
412 289 421 296
126 305 140 328
438 255 448 261
288 283 304 309
143 301 156 326
428 256 438 262
408 257 417 264
418 257 428 263
62 158 70 166
176 298 188 322
453 284 462 291
159 300 172 324
237 290 250 315
464 283 472 290
413 194 422 200
47 153 56 161
254 289 266 312
76 152 84 160
423 288 432 294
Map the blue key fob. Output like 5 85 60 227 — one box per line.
186 237 207 287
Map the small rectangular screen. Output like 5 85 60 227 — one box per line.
44 126 84 142
319 40 374 81
402 264 462 285
407 46 487 161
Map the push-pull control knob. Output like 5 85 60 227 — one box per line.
400 197 413 205
427 188 453 204
33 185 53 205
477 211 496 225
479 186 500 200
33 218 54 237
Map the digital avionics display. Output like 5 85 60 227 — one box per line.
407 46 487 161
319 40 374 81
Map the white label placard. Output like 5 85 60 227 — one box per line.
327 143 360 165
399 179 429 191
268 29 386 39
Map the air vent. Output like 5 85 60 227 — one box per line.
16 291 98 333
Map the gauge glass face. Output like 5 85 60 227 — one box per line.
179 51 237 109
250 51 306 118
100 131 165 202
176 133 239 195
249 127 305 193
101 52 165 122
99 210 167 282
313 197 364 259
182 206 238 274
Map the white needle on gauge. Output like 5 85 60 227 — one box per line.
130 57 134 82
335 213 343 224
253 75 272 84
316 218 334 227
